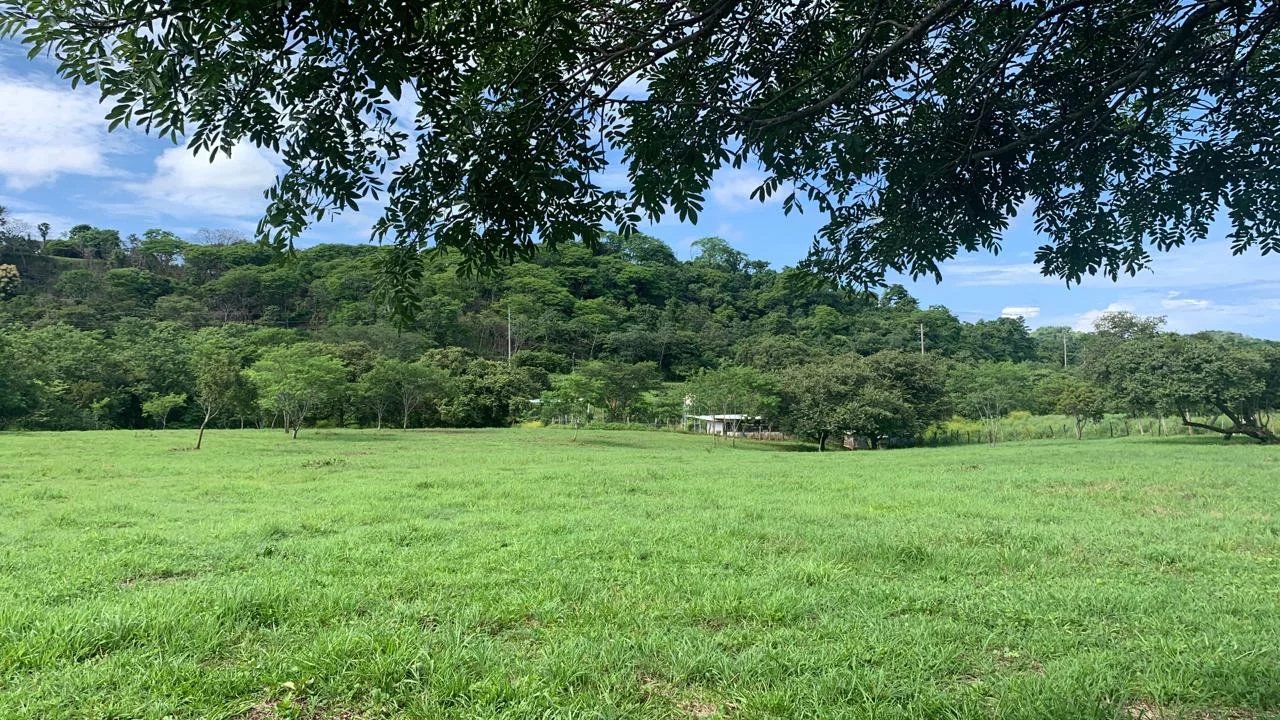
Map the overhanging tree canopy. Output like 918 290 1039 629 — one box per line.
5 1 1279 317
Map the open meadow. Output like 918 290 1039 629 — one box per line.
0 430 1277 719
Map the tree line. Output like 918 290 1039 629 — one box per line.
2 210 1276 445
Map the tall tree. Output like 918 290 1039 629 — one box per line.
577 361 660 421
540 371 606 432
1035 372 1107 440
779 357 863 451
357 358 449 429
8 3 1279 319
1154 334 1279 444
193 351 252 449
246 344 347 438
780 351 947 450
948 362 1036 443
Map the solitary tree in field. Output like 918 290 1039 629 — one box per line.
781 354 945 451
355 361 398 430
862 350 950 443
1156 334 1279 444
246 344 347 439
1035 373 1107 440
6 2 1278 321
780 357 865 451
193 352 251 449
540 371 605 437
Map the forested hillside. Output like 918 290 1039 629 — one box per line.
2 212 1277 444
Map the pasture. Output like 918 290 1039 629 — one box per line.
0 430 1277 719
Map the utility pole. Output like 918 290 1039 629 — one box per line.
506 304 512 362
919 323 925 356
1062 332 1068 369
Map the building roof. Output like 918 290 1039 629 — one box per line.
691 414 762 421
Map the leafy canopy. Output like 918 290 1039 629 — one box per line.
5 1 1279 317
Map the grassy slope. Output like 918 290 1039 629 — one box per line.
0 430 1277 719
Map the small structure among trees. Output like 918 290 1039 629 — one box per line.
690 414 767 437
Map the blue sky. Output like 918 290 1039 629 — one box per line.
2 43 1277 338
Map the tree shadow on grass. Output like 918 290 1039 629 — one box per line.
724 439 820 452
1129 435 1274 447
302 430 410 441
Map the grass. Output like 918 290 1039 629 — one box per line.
0 429 1277 719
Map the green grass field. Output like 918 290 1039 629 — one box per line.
1 430 1277 719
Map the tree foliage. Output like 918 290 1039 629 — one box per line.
1035 372 1106 440
686 365 780 421
780 351 947 450
2 225 1277 445
1080 313 1280 443
246 343 347 438
6 2 1280 318
141 392 186 429
948 362 1036 442
575 361 661 421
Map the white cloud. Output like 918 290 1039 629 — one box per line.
611 73 651 100
0 72 123 189
1160 291 1211 311
1072 302 1136 331
1064 292 1280 336
591 167 631 192
1000 306 1040 319
945 261 1055 287
709 169 785 210
126 142 280 219
0 194 78 237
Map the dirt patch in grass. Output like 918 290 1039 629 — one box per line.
301 457 347 469
638 671 734 719
991 648 1044 675
119 568 198 588
1042 480 1125 496
241 699 362 720
1123 699 1269 720
676 698 722 719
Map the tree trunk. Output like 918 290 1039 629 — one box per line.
196 409 213 449
1181 411 1278 444
1074 416 1084 440
292 421 300 439
818 432 826 451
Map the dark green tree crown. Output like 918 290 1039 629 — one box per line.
5 1 1278 319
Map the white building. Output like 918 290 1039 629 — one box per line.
690 414 763 436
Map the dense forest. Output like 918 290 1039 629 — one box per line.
2 210 1277 445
